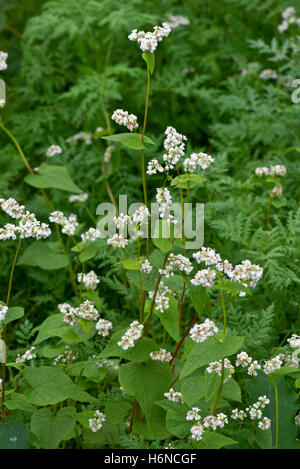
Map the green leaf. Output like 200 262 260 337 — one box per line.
117 258 140 270
267 366 300 383
79 242 99 263
3 306 24 326
154 294 180 342
180 335 245 379
171 173 205 189
100 330 156 362
34 314 82 345
0 421 31 449
18 241 69 270
24 366 96 405
197 431 237 449
215 278 250 296
104 401 132 424
181 376 206 406
102 133 154 150
142 52 155 74
24 163 82 193
31 408 75 449
133 406 170 440
5 393 36 412
118 361 172 415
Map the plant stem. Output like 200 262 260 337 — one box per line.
221 291 227 340
1 238 22 422
141 64 151 258
210 358 225 415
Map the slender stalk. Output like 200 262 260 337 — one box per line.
1 238 22 422
210 358 225 415
141 64 151 259
221 291 227 340
274 382 279 449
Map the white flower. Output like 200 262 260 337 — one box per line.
282 7 296 20
270 186 282 198
156 187 172 218
111 109 138 132
128 23 171 53
77 271 99 291
46 145 62 157
184 152 214 172
163 126 187 170
227 259 263 290
0 51 8 71
278 21 289 33
49 211 67 225
247 360 261 376
74 300 100 321
231 409 246 420
193 247 221 266
16 346 36 364
0 98 6 108
190 319 218 343
150 348 172 362
0 305 8 321
140 259 152 274
118 320 143 350
258 417 271 430
1 198 25 219
263 355 282 375
69 193 89 203
58 303 78 328
259 69 277 80
146 159 164 175
66 131 93 145
190 422 204 440
295 413 300 427
89 410 105 432
186 407 201 421
164 387 184 403
191 268 216 287
207 358 235 383
287 334 300 348
236 351 252 368
132 206 149 224
168 253 193 275
167 14 190 29
107 234 128 248
96 319 113 337
203 413 228 431
81 227 101 242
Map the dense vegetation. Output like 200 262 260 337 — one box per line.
0 0 300 449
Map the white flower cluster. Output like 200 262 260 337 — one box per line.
0 305 8 321
156 187 172 218
232 396 270 430
279 353 298 368
81 227 101 242
0 198 51 240
278 7 300 33
183 152 214 172
163 126 187 170
207 358 235 383
66 131 93 145
107 234 128 248
0 51 8 71
53 346 77 365
263 355 282 375
190 319 218 343
103 145 114 163
149 282 171 313
16 346 36 364
270 186 282 198
95 318 113 337
77 270 99 290
259 69 277 80
49 211 78 236
167 14 190 29
150 348 172 362
111 109 138 132
191 268 216 287
146 159 164 175
295 413 300 427
255 165 286 177
227 260 263 294
74 300 100 321
89 410 106 432
128 23 171 53
236 351 262 377
193 247 221 266
46 145 62 157
69 193 89 203
140 259 152 274
58 302 78 328
168 253 193 275
189 409 228 441
164 387 184 403
287 334 300 348
97 358 119 370
132 205 150 225
118 320 143 350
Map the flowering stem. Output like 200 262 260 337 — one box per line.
210 358 225 415
221 291 227 340
141 63 151 258
1 238 22 422
0 123 78 296
273 382 279 449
